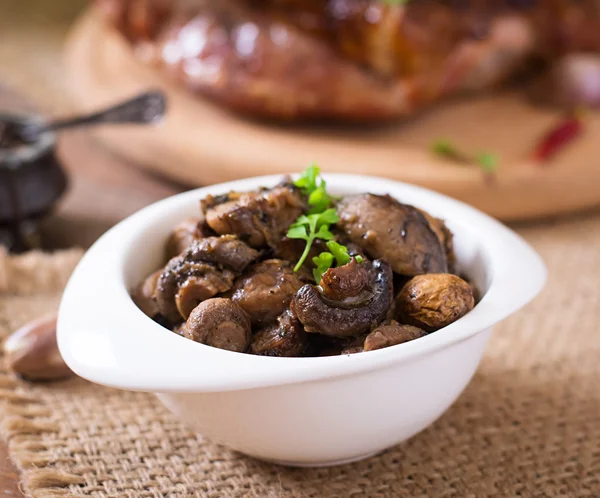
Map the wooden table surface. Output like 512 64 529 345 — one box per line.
0 88 184 497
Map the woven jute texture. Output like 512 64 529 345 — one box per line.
0 214 599 498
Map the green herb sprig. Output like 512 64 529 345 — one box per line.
431 138 499 174
287 209 338 272
287 165 363 276
294 162 336 214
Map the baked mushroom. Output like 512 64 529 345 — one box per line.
396 274 475 332
185 298 251 353
340 335 368 355
171 322 186 336
302 334 347 357
165 217 214 259
156 235 259 322
418 210 456 274
320 257 369 302
337 194 447 276
291 259 393 338
363 322 426 351
231 259 308 326
202 183 306 248
250 310 307 357
336 321 426 354
173 264 236 319
131 269 162 318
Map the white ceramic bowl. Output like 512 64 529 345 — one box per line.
57 174 546 467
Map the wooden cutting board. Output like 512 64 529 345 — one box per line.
64 8 600 221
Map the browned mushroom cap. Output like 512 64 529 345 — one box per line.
231 259 309 326
396 274 475 332
337 194 448 276
302 334 346 357
165 217 215 260
320 258 370 301
202 183 306 248
250 310 307 357
185 298 251 353
340 335 367 355
174 265 236 319
418 210 456 274
291 259 393 338
364 322 426 351
187 234 260 272
171 322 186 336
131 269 162 318
156 235 259 322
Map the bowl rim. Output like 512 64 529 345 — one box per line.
57 173 547 393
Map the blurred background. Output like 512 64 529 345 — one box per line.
0 0 86 112
2 0 600 253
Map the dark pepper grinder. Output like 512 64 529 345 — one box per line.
0 113 67 253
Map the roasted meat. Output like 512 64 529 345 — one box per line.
99 0 600 121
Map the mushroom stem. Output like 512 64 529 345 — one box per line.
291 259 393 338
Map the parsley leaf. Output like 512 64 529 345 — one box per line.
476 152 499 172
308 180 330 214
294 163 335 213
286 208 340 271
294 163 320 195
289 165 363 277
312 252 334 283
311 242 365 282
314 208 339 226
431 139 459 157
326 241 352 266
432 138 500 174
285 226 308 239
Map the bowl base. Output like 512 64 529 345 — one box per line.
256 450 382 468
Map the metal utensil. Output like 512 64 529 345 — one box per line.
18 90 167 140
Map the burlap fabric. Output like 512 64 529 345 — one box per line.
0 214 598 498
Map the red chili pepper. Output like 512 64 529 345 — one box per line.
532 114 584 163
